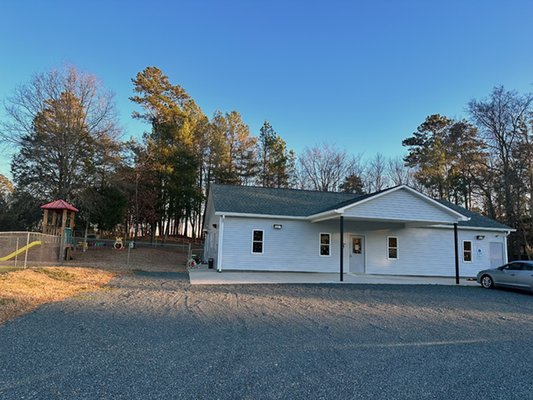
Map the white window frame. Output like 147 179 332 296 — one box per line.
463 240 472 263
251 229 264 254
319 232 331 257
387 236 399 260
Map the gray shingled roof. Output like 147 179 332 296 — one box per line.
436 199 512 230
211 184 360 217
210 184 512 230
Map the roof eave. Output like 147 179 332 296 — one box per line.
307 210 342 222
214 211 308 220
430 224 515 233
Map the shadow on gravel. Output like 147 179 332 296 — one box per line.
188 283 533 312
132 270 189 281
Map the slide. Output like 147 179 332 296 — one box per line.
0 241 42 261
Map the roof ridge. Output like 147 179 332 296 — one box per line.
211 182 372 197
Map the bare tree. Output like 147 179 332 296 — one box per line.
1 65 121 200
387 156 412 186
366 153 389 192
469 86 533 259
298 143 361 191
469 86 533 225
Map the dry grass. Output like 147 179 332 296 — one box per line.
0 267 115 324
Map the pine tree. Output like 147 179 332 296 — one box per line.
257 121 294 188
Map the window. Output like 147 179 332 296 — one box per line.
505 262 523 271
463 241 472 262
352 237 362 254
387 237 398 260
252 230 264 254
320 233 331 256
523 263 533 271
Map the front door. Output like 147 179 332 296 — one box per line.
350 236 365 273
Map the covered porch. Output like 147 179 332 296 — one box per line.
320 216 464 283
307 186 470 282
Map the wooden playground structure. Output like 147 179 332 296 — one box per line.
0 199 79 266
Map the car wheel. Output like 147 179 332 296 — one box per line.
480 275 494 289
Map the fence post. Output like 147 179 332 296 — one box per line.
127 242 131 267
188 242 192 260
14 237 19 268
58 233 64 265
23 231 30 269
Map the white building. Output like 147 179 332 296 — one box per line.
203 184 512 279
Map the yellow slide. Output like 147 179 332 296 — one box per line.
0 241 42 261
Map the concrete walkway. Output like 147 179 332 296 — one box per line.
188 266 478 286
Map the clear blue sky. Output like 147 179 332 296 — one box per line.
1 0 533 178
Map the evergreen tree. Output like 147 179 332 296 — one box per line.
257 121 294 188
131 67 205 238
339 174 365 194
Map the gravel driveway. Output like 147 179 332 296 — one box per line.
1 272 533 399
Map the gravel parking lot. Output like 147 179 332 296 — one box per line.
1 272 533 399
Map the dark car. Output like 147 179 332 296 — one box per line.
477 261 533 292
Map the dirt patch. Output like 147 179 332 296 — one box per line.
68 246 188 273
0 267 115 324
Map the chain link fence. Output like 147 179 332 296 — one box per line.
0 232 61 269
68 236 204 272
0 231 204 272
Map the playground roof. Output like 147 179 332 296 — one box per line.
40 199 79 212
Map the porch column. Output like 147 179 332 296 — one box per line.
454 223 459 284
216 215 225 272
340 216 344 282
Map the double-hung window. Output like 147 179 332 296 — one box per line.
387 237 398 260
463 241 472 262
252 230 264 254
320 233 331 256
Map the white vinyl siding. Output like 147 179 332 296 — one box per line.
222 217 341 272
215 216 506 277
320 233 331 256
342 188 460 224
362 228 506 277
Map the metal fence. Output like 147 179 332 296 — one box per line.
68 236 204 270
0 231 61 268
0 231 204 271
74 237 202 257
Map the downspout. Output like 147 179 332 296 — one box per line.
504 232 509 263
217 215 225 272
340 216 344 282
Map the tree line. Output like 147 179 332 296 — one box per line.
0 65 531 259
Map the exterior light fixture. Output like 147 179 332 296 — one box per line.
273 224 282 230
476 235 485 240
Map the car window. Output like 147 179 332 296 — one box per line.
522 264 533 271
506 263 523 271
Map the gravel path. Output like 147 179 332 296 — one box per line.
1 273 533 399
